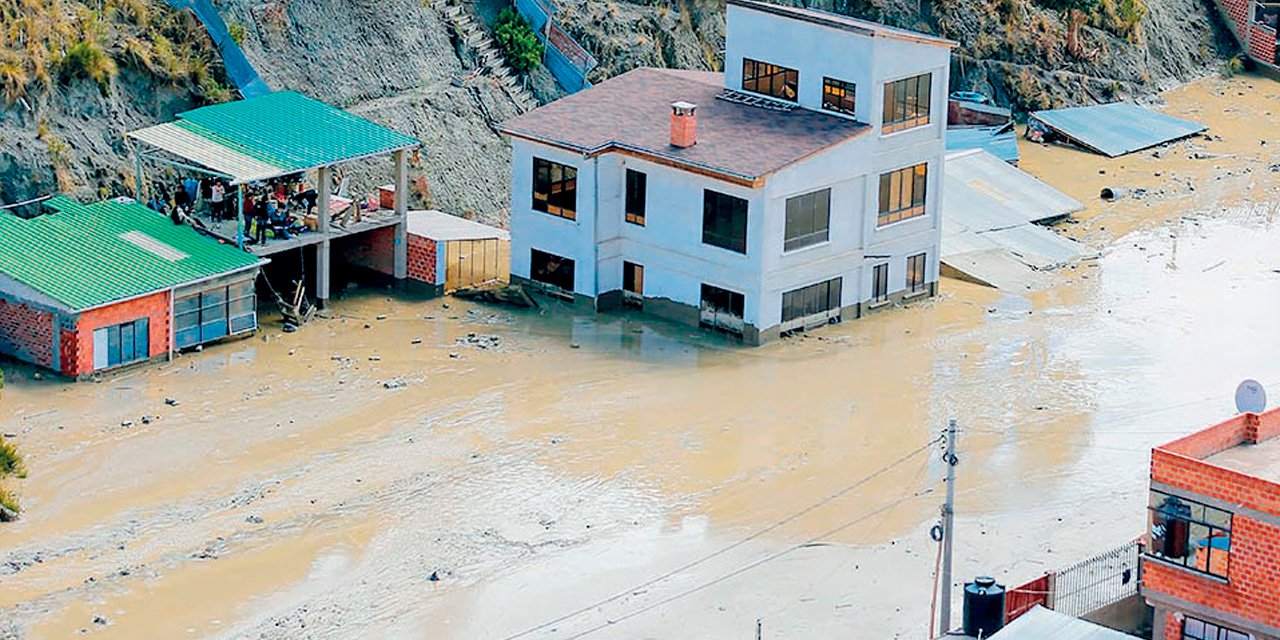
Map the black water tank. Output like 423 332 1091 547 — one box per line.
963 576 1006 638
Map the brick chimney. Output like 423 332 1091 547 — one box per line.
670 101 697 148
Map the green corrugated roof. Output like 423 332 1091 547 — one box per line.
0 198 263 311
171 91 419 175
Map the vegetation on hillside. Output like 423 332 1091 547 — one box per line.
0 0 232 105
0 371 23 519
494 7 544 73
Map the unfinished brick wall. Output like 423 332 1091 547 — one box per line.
1146 408 1280 636
339 227 397 277
1248 25 1277 65
406 234 439 284
0 296 57 370
71 291 170 376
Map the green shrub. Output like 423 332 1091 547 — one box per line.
228 21 246 45
0 485 17 516
0 436 22 478
61 39 117 89
494 7 544 73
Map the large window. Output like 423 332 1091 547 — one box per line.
533 158 577 220
742 58 798 101
703 190 749 254
700 284 745 335
784 188 830 252
174 279 256 349
872 263 889 303
882 72 931 133
531 248 575 292
907 253 927 293
1147 490 1232 579
822 77 857 117
625 169 646 226
782 277 842 324
92 318 149 370
878 163 928 226
1182 616 1250 640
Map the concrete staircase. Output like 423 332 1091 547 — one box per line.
435 0 540 113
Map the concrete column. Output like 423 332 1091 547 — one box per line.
393 150 409 280
316 166 332 307
236 185 245 250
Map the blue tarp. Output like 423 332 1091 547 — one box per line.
160 0 270 99
946 124 1019 165
1029 102 1206 158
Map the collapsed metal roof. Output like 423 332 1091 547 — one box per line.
1029 102 1207 158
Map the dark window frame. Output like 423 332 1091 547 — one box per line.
174 279 257 349
782 277 843 324
881 72 932 134
625 169 646 226
822 77 857 117
878 163 928 226
742 58 799 102
700 283 746 336
1147 490 1233 580
623 261 644 306
532 157 578 220
872 263 889 303
907 253 927 293
702 190 749 254
784 188 831 252
99 318 150 368
1182 616 1250 640
530 248 576 292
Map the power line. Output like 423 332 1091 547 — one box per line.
498 435 945 640
559 484 942 640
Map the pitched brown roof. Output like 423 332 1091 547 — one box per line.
497 68 869 184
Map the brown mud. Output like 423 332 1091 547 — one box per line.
3 75 1280 639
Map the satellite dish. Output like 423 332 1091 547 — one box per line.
1235 379 1266 414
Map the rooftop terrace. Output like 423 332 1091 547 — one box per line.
1203 434 1280 484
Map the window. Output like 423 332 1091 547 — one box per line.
174 279 257 349
703 190 749 254
700 284 746 335
625 169 646 226
822 77 857 117
92 318 149 370
1182 616 1250 640
782 278 842 324
882 72 932 133
872 263 889 303
878 163 928 226
907 253 927 293
742 58 798 101
784 189 831 252
623 261 644 306
1147 490 1232 579
531 248 575 292
532 158 577 220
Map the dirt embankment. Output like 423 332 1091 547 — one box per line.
553 0 1237 114
212 0 525 224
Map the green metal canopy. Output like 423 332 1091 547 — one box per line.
0 198 265 312
128 91 420 184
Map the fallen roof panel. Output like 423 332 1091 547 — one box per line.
946 125 1020 165
1029 102 1206 158
945 148 1082 224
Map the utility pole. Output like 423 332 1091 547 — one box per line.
938 418 959 637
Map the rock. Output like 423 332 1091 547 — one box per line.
165 398 179 406
288 348 297 356
194 345 203 352
428 570 440 582
282 324 297 333
411 338 423 345
442 303 450 309
92 615 108 625
449 352 460 359
363 323 372 329
376 315 388 320
570 343 580 349
140 415 153 425
32 372 43 381
120 421 133 428
369 355 382 361
383 379 407 389
0 506 18 522
245 515 264 524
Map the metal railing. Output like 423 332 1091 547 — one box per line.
1051 539 1142 617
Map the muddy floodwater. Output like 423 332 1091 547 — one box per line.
4 75 1280 640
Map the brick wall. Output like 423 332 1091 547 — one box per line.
338 227 397 277
1146 408 1280 635
1249 25 1277 65
0 296 57 369
71 291 170 376
407 234 439 284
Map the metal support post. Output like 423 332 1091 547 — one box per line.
236 184 246 250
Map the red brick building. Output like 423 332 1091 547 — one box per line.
0 198 264 377
1142 407 1280 640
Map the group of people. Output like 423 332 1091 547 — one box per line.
145 174 321 245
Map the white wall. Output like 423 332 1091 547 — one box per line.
508 138 598 297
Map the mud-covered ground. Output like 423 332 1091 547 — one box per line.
3 74 1280 639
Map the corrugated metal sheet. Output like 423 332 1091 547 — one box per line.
942 149 1087 290
0 198 263 311
129 92 420 184
1029 102 1207 158
991 606 1138 640
407 210 510 242
946 125 1020 164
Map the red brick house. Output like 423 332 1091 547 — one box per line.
0 198 265 377
1143 407 1280 640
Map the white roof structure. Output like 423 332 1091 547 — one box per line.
991 607 1140 640
407 210 510 242
942 149 1088 290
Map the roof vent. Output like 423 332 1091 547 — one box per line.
670 101 698 148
